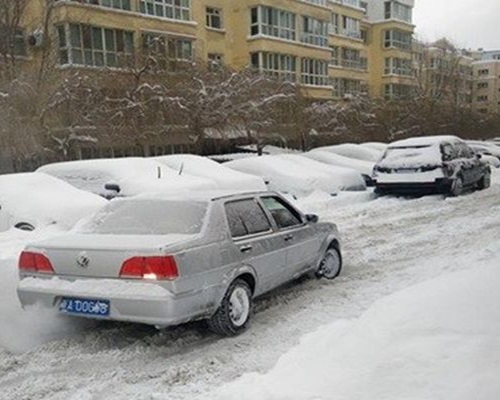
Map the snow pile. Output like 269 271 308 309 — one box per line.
318 143 383 162
38 157 217 197
305 150 375 177
225 155 339 197
0 172 107 230
154 154 267 192
214 258 500 400
276 154 366 191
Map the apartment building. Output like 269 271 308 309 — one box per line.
472 50 500 114
8 0 417 100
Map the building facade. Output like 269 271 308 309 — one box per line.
9 0 417 100
472 50 500 114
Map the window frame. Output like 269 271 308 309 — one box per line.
258 196 304 231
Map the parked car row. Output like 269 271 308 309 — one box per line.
5 135 495 337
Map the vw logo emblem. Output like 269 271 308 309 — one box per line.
76 252 90 269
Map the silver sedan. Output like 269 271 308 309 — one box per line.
17 191 342 336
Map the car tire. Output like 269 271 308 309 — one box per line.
449 175 464 197
14 222 35 231
477 172 491 190
316 246 342 280
207 279 252 336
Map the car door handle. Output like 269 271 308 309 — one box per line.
284 234 294 242
239 244 253 253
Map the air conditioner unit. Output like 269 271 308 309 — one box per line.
28 29 45 48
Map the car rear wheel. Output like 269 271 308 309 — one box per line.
316 247 342 280
449 176 464 197
207 279 252 336
477 172 491 190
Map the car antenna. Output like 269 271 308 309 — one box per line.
178 162 184 176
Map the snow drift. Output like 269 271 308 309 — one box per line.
214 258 500 400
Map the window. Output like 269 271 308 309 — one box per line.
330 13 339 35
384 29 412 50
332 78 363 98
330 46 339 66
303 0 327 6
250 6 296 41
301 58 328 86
477 95 488 102
478 69 489 76
384 57 413 76
142 33 194 69
301 16 328 47
225 199 271 238
57 24 134 68
251 52 297 81
384 1 412 22
342 16 361 39
206 7 222 29
385 83 414 99
341 48 366 70
140 0 191 21
56 0 131 9
477 82 488 89
261 197 302 229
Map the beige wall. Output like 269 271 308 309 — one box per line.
473 61 500 114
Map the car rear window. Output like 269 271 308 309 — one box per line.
76 199 208 235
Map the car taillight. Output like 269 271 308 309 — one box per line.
18 251 54 274
119 256 179 281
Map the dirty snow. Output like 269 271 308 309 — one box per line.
0 168 499 400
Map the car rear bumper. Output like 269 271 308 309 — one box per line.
374 178 453 195
17 276 212 327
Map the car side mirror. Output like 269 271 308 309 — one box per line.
306 214 319 223
476 153 482 159
104 183 121 193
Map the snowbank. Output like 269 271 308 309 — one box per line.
38 157 217 197
317 143 383 162
215 258 500 400
225 155 339 197
305 150 375 177
276 154 366 191
154 154 267 192
0 172 107 230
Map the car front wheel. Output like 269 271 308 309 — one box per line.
207 279 252 336
316 247 342 280
477 172 491 190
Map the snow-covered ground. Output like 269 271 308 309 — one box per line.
0 171 499 400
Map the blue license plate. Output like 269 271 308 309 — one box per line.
59 297 110 317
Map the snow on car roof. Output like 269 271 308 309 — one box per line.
128 189 273 202
389 135 463 148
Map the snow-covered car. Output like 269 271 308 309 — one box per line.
372 136 491 196
153 154 267 191
275 154 366 191
466 141 500 161
316 143 383 162
225 156 340 197
37 157 217 198
0 172 107 232
17 191 342 336
304 150 375 185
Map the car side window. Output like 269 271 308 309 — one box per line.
261 197 302 229
224 199 272 238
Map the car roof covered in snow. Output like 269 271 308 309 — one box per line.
389 135 463 148
127 190 274 203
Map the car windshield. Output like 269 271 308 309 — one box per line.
76 199 208 235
